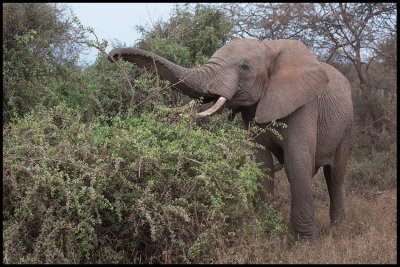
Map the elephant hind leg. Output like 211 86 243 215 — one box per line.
323 165 345 223
323 140 350 223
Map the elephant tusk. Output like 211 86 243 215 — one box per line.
195 97 227 118
170 100 197 114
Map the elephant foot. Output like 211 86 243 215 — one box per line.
330 215 345 226
291 216 318 243
330 207 346 225
294 231 318 243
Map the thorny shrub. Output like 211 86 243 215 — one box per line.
3 102 284 264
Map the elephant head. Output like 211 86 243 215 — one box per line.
108 39 329 123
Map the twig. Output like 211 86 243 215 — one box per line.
133 69 197 108
73 31 136 110
107 51 135 110
183 156 203 165
246 121 273 141
336 38 353 60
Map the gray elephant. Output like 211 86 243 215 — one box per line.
108 39 353 241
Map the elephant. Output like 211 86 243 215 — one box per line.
108 39 353 241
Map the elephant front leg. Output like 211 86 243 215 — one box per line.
253 147 274 203
284 154 318 241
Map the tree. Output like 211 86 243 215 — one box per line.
3 3 86 62
3 3 87 120
222 3 315 45
135 3 234 66
305 3 397 129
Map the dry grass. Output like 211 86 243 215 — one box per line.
212 169 397 264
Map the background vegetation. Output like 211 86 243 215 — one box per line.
3 3 397 264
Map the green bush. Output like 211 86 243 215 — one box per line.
3 102 284 264
2 3 88 122
82 52 183 121
136 3 234 66
137 37 192 67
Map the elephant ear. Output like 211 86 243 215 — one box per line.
255 40 329 123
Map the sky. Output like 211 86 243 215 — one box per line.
64 3 177 65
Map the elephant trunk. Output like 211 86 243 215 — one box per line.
108 48 220 100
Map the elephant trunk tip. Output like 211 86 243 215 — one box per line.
108 50 121 63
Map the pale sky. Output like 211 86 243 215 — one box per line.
64 3 177 65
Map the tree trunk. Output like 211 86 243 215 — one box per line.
359 75 385 130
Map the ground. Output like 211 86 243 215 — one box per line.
213 168 397 264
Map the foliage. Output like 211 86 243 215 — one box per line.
223 3 314 43
3 103 284 264
2 3 87 121
136 3 234 66
3 3 85 54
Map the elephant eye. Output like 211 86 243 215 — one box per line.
240 64 250 71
